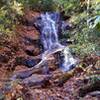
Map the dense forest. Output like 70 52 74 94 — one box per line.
0 0 100 100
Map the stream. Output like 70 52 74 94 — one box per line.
11 12 77 80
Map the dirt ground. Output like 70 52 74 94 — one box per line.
0 11 100 100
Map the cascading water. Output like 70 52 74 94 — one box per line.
60 47 77 71
35 12 77 72
36 12 63 51
10 12 77 81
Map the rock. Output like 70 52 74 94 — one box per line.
47 55 58 71
60 21 72 32
0 47 11 63
24 46 34 56
89 91 100 97
0 54 9 63
16 25 40 40
60 39 74 45
22 74 51 87
17 97 23 100
23 58 36 68
0 90 4 100
15 56 41 69
22 10 40 26
11 70 33 80
24 45 41 56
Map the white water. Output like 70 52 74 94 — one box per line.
36 12 77 72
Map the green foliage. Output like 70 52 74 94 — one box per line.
0 0 99 57
53 0 80 14
17 0 55 11
0 0 23 36
89 75 100 84
62 0 100 57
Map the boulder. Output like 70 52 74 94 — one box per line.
22 74 51 87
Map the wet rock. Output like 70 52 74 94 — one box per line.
15 57 36 68
23 58 36 68
11 69 33 80
22 74 51 87
15 56 42 69
89 91 100 97
60 39 68 46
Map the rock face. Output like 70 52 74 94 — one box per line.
23 58 36 68
15 12 63 71
0 54 9 63
0 10 99 100
22 74 51 87
16 25 40 40
22 10 40 26
0 11 76 78
34 12 77 72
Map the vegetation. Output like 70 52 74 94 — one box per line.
0 0 99 99
0 0 99 56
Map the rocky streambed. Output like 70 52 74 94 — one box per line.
0 11 99 100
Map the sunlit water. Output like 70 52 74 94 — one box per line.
35 12 77 72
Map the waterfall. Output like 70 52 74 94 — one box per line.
35 12 77 72
36 12 63 51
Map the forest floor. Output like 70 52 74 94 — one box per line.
0 11 100 100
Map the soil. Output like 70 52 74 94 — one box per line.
0 10 99 100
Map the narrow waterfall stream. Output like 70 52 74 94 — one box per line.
11 12 77 80
35 12 77 72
